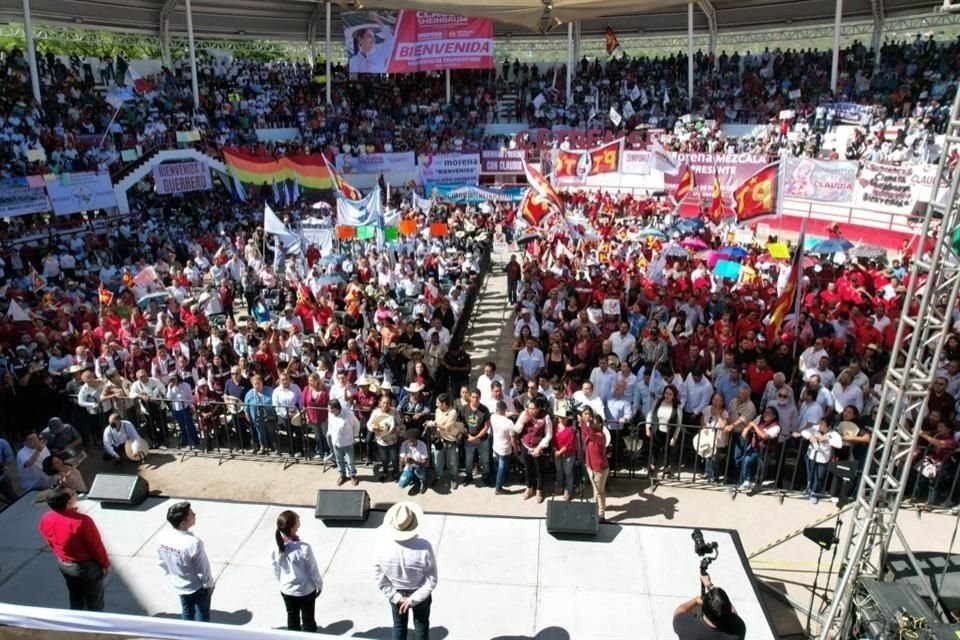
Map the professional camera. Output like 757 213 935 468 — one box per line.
691 528 719 576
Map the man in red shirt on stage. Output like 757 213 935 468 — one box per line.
38 487 110 611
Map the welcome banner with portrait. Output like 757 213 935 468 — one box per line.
335 152 416 177
419 153 481 185
343 11 493 74
782 157 857 203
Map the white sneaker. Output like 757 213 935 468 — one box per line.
738 482 752 491
294 453 303 459
323 453 334 463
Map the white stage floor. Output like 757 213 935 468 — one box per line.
0 493 775 639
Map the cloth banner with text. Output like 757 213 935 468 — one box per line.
336 187 401 228
343 11 493 74
552 139 622 184
664 153 768 218
782 157 857 203
0 177 50 218
335 152 416 178
419 153 481 186
480 149 526 174
152 161 213 195
854 161 945 214
45 172 118 216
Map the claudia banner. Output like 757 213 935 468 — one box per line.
480 149 525 174
343 11 493 74
0 177 50 218
152 161 212 195
335 152 416 176
45 172 118 215
664 153 769 218
782 157 857 203
419 153 481 185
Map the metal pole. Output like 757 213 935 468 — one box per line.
446 69 451 104
687 2 694 111
325 1 332 106
566 21 574 106
184 0 200 109
830 0 843 94
22 0 40 103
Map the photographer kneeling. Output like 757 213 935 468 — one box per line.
673 574 746 640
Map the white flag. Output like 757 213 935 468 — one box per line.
7 299 31 322
133 266 158 288
608 106 622 127
662 89 670 107
622 101 635 119
651 140 681 175
629 85 641 102
533 93 546 110
640 88 649 106
263 204 294 238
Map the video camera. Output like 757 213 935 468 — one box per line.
691 528 719 577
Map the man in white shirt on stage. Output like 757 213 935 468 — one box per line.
374 501 438 640
156 501 215 622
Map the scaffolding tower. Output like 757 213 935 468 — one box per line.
816 6 960 635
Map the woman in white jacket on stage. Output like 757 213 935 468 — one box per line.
270 510 323 632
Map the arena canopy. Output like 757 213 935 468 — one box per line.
0 0 939 42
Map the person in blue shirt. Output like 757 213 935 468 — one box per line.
244 374 277 454
0 437 19 503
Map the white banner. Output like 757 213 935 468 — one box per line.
621 150 651 175
335 152 417 176
152 161 212 195
0 178 50 218
419 153 481 185
45 172 117 215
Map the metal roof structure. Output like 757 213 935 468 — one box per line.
0 0 941 43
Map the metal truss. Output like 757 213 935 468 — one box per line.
696 0 718 55
816 52 960 640
159 0 178 67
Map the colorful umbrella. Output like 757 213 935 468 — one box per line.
662 244 690 258
719 246 748 258
679 237 709 250
636 228 667 239
811 239 854 254
848 244 887 259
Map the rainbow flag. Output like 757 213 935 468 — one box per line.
282 155 333 192
222 148 282 186
222 148 333 192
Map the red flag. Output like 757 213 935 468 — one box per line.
122 271 134 289
708 171 723 224
555 140 621 179
124 67 152 93
98 286 114 307
522 160 563 225
323 155 363 201
605 26 620 55
28 267 46 292
767 233 805 340
674 165 695 203
734 163 780 223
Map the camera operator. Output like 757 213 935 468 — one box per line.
672 574 746 640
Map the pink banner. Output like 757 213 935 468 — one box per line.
663 153 769 218
344 11 493 75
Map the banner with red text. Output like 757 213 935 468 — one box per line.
854 161 946 214
664 153 769 218
343 11 493 74
152 161 212 195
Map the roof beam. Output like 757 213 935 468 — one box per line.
696 0 717 56
159 0 178 67
870 0 884 51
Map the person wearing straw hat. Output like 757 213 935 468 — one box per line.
374 501 438 640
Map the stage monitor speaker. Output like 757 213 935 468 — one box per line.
315 490 369 522
546 501 598 537
88 474 149 507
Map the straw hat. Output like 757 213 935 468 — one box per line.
406 382 426 393
383 501 424 542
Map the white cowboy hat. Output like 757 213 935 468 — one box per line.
357 375 377 387
383 501 424 542
692 430 716 458
405 382 426 393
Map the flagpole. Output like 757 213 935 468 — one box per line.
97 105 123 152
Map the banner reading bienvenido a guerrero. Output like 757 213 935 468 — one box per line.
343 11 493 74
782 157 857 204
152 161 212 195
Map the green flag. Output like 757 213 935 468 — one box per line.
954 225 960 256
384 227 398 242
357 225 375 240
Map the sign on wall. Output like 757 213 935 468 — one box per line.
152 161 213 195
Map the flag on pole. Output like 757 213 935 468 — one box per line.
229 167 246 202
271 178 282 205
767 231 806 340
105 87 135 110
263 204 295 238
122 271 135 289
674 165 696 203
708 171 724 224
133 266 159 287
98 286 114 307
605 26 620 55
28 267 46 292
608 106 622 127
734 163 781 223
522 160 564 214
520 160 564 228
322 155 362 200
124 66 152 93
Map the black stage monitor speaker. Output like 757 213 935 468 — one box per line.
88 474 149 507
315 490 370 522
546 501 599 537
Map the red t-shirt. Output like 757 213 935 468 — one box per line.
553 426 576 458
38 509 110 569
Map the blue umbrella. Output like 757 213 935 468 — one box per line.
719 246 748 258
635 228 667 239
811 239 854 254
319 254 343 266
673 218 705 233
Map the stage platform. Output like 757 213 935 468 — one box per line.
0 492 776 639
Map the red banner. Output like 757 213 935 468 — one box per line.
664 153 769 218
553 140 622 180
344 11 493 74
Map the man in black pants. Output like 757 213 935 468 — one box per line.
505 255 522 304
38 487 111 611
673 574 746 639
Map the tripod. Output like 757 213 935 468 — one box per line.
804 518 843 638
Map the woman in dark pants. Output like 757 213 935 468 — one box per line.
270 510 323 632
515 397 553 503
